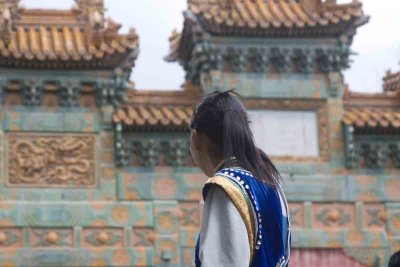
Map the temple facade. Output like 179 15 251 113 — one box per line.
0 0 398 266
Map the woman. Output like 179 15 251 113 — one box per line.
190 90 291 267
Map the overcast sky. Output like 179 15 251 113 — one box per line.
22 0 400 93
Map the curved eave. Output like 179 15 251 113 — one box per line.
198 15 368 38
113 104 193 132
0 49 139 70
164 14 197 65
187 0 368 38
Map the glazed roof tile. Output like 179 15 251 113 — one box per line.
342 108 400 129
113 104 193 131
0 24 138 63
0 0 139 68
166 0 368 64
187 0 366 36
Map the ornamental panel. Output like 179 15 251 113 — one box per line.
132 228 155 247
363 204 386 229
0 228 22 248
29 228 73 247
185 42 352 84
82 228 124 248
343 126 400 169
6 134 96 187
289 203 305 229
179 202 200 227
312 204 356 229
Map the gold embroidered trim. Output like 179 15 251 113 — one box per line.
205 176 255 263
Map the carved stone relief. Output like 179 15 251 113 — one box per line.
7 134 96 187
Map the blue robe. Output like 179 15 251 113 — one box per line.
195 167 291 267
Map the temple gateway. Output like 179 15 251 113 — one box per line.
0 0 399 266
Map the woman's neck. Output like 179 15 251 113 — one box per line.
213 159 226 174
212 157 240 174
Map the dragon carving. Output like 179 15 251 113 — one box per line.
8 135 95 186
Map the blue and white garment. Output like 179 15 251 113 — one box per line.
195 167 291 267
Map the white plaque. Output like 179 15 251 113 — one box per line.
249 110 319 157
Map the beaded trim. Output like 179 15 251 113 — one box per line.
217 168 263 251
205 175 255 259
276 256 286 267
218 167 291 267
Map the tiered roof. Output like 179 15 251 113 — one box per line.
188 0 366 36
166 0 369 69
342 90 400 133
0 0 139 70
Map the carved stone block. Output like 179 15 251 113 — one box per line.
363 204 386 228
152 176 178 199
154 203 179 235
289 203 304 228
132 228 154 247
384 178 400 201
6 134 96 187
0 228 22 248
163 139 190 167
270 47 292 73
362 143 388 169
29 228 73 247
179 202 200 227
20 79 44 106
388 212 400 236
82 228 124 247
390 143 400 167
248 48 269 73
133 139 161 167
312 204 356 229
57 80 81 107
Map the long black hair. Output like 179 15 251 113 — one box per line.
389 250 400 267
190 90 282 187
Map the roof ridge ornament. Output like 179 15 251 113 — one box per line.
74 0 105 47
222 0 234 9
0 0 20 45
0 0 20 12
0 6 12 45
103 17 122 39
383 68 400 93
296 0 320 14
